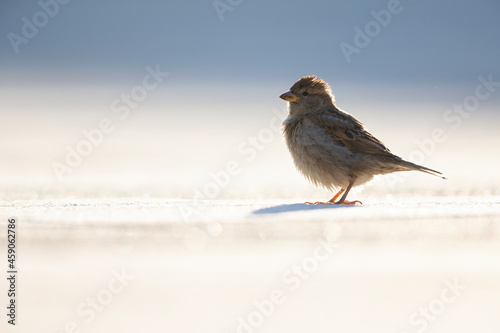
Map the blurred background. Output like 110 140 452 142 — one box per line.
1 0 499 200
2 2 500 333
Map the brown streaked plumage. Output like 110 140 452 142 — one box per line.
279 75 445 205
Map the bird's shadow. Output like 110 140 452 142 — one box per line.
252 203 356 215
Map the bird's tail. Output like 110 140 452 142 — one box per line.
398 159 447 179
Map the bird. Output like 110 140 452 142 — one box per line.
279 75 445 205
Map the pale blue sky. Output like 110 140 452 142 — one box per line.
1 0 499 86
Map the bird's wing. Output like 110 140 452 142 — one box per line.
310 110 393 156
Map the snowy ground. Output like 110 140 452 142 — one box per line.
1 87 500 332
2 195 500 333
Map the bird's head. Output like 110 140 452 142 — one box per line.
279 75 335 115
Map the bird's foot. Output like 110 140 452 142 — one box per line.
339 200 363 205
305 201 334 205
305 200 362 205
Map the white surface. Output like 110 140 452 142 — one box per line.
1 87 499 332
1 196 500 332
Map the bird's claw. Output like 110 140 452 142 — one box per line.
341 200 363 205
305 201 333 205
305 200 362 205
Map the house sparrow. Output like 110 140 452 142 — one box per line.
279 75 445 205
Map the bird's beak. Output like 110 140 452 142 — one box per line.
279 91 299 103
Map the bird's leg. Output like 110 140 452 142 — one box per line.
305 188 345 205
334 181 362 205
328 189 345 203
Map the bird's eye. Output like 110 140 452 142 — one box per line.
302 91 309 96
